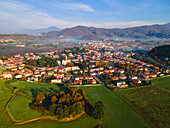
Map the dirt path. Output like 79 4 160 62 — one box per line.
13 112 85 125
153 84 170 93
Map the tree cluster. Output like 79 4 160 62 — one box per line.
31 87 106 120
31 87 88 119
25 57 58 67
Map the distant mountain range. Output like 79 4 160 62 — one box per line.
15 26 60 36
42 23 170 40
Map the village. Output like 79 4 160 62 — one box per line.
0 42 169 89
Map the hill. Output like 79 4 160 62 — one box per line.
149 45 170 58
149 45 170 66
15 26 60 36
79 34 103 41
43 23 170 39
0 34 58 43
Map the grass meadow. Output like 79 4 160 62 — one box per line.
115 86 170 128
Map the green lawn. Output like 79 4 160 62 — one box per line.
81 86 150 128
7 95 42 121
151 76 170 90
10 81 66 97
115 86 170 128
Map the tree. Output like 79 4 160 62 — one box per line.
55 105 63 119
149 81 152 85
93 101 105 120
49 103 57 115
36 92 45 104
51 96 57 103
66 62 74 66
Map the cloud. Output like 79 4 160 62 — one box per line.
56 2 96 12
72 21 165 29
0 0 165 33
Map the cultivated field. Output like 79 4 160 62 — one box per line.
0 46 57 56
151 76 170 90
81 86 150 128
115 86 170 128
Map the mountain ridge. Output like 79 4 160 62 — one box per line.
15 26 61 36
43 23 170 39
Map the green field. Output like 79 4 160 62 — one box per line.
0 81 151 128
151 76 170 90
0 66 4 74
0 81 99 128
115 86 170 128
10 81 66 97
81 86 150 128
7 95 42 121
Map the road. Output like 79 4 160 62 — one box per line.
142 51 170 69
93 75 105 85
64 75 74 87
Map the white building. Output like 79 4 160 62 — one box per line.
15 74 22 79
3 72 12 78
117 81 128 88
62 59 71 65
51 79 62 84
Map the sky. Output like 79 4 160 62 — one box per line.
0 0 170 33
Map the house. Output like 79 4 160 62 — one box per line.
62 59 71 65
59 67 71 73
15 74 22 79
3 72 12 78
63 76 71 80
129 75 138 80
24 71 33 77
11 67 17 71
98 70 104 75
90 71 97 76
158 74 165 77
80 70 83 73
40 71 46 75
87 79 97 84
71 66 80 71
142 75 149 80
74 80 82 85
109 68 117 73
111 76 119 81
84 76 93 80
129 82 135 87
132 79 141 84
150 73 157 78
47 71 54 76
118 69 125 74
75 76 84 80
34 73 41 77
73 70 78 74
117 81 128 88
33 77 39 82
92 79 97 84
53 73 64 78
144 71 150 75
51 78 62 84
57 60 61 66
84 69 88 73
119 75 127 80
0 59 2 64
